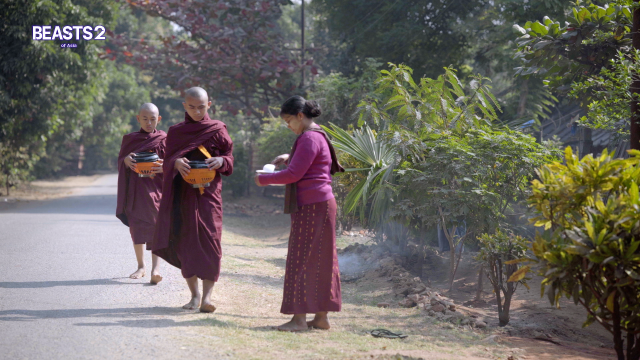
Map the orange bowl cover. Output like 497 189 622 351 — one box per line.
182 168 217 187
134 161 161 176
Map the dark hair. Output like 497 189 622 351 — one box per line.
280 95 321 118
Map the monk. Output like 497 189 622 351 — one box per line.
149 87 234 313
116 103 166 284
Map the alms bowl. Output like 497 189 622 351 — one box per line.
182 160 216 188
133 152 161 178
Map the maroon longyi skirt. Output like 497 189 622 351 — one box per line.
281 198 342 314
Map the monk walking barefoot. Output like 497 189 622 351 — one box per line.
116 103 166 284
255 96 344 332
149 87 233 313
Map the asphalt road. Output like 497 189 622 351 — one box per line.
0 174 226 359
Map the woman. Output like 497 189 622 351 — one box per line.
254 95 344 332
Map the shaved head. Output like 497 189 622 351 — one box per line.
139 103 159 115
184 87 208 101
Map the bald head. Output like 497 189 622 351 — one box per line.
139 102 159 116
182 87 211 121
137 103 161 132
184 87 208 101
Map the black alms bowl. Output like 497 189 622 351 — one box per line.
133 152 159 163
188 160 209 169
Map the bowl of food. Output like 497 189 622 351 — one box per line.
255 164 284 186
182 160 216 188
133 152 161 178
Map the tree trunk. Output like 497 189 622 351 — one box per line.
475 267 484 301
631 0 640 150
517 78 529 118
613 292 624 360
500 282 514 326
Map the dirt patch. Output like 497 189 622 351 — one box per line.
337 241 617 360
0 174 102 202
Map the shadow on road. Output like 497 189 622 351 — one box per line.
0 195 117 215
0 306 206 323
0 278 140 288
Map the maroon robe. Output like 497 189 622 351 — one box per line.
281 198 341 314
116 129 167 244
149 112 233 281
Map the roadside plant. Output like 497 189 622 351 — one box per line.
325 64 560 291
477 230 529 326
527 147 640 360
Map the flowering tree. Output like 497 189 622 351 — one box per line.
109 0 313 117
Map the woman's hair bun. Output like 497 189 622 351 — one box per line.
280 95 322 118
303 100 322 118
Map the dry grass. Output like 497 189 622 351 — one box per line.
176 212 505 360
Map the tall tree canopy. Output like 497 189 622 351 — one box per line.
311 0 487 79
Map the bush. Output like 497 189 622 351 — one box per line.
477 230 529 326
528 147 640 360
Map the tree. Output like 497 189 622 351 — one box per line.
512 1 640 148
109 0 308 118
477 230 530 326
310 0 486 80
0 0 117 191
326 64 560 290
528 147 640 360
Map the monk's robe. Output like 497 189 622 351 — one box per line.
116 129 167 244
149 112 233 281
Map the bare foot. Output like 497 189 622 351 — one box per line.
307 317 330 330
200 302 216 313
130 268 145 279
182 296 201 310
277 320 309 332
150 274 163 285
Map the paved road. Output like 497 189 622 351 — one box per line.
0 174 224 359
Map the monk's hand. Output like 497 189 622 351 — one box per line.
254 174 265 187
175 157 190 177
206 157 224 170
272 154 290 166
151 160 163 174
124 153 137 171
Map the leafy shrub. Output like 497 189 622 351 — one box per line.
477 230 529 326
528 147 640 359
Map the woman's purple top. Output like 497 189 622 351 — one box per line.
258 128 334 206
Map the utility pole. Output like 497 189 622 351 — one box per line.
300 0 305 90
631 0 640 150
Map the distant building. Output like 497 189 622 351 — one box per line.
524 104 629 158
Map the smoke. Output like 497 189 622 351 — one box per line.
338 253 377 276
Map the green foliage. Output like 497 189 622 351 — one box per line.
325 64 560 290
514 1 633 93
310 58 381 130
0 0 118 188
528 147 640 359
310 0 486 80
322 123 396 226
477 230 530 326
570 50 640 138
358 65 501 138
225 141 249 198
256 118 298 168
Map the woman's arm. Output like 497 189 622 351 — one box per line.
259 135 318 185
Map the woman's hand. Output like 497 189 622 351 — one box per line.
124 153 137 171
272 154 290 167
206 157 224 170
151 159 163 174
175 158 190 177
254 174 265 187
